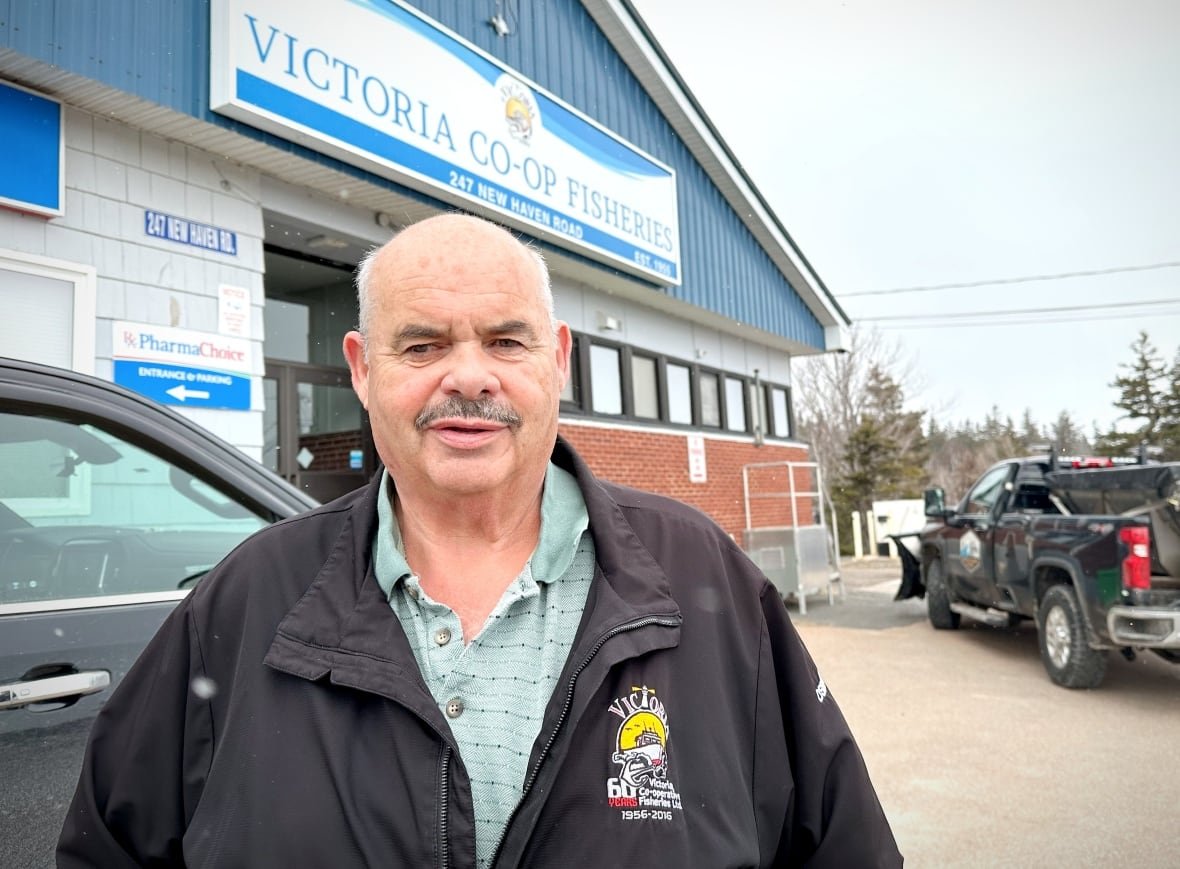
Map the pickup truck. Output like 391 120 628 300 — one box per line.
896 454 1180 688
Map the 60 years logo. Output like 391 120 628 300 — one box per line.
605 685 682 822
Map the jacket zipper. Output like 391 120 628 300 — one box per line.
488 614 680 868
439 744 452 869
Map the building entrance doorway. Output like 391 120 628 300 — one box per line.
261 213 377 502
262 361 373 503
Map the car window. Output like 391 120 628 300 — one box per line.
1008 484 1058 514
962 465 1011 515
0 408 270 605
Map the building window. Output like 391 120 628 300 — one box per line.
589 343 622 414
699 371 721 427
724 376 747 432
751 381 768 437
666 362 693 425
769 386 791 438
0 250 96 372
561 330 778 440
631 354 659 419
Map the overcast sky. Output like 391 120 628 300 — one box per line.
630 0 1180 436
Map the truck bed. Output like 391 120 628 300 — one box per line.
1045 463 1180 579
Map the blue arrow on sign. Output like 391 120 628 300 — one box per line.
113 360 251 410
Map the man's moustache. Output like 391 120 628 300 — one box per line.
415 397 523 430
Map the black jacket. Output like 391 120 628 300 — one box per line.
58 439 901 867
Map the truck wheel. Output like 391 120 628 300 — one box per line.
1037 585 1108 689
925 558 960 630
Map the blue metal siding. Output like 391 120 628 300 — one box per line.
1 0 208 111
0 0 824 348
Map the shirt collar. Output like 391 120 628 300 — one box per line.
373 462 589 602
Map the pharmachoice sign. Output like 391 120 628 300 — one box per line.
209 0 681 285
112 322 253 411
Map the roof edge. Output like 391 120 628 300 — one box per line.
581 0 851 342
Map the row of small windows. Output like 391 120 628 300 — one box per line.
560 334 794 439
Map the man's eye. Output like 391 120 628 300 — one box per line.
492 339 524 350
406 344 436 355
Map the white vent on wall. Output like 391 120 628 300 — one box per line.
596 311 622 332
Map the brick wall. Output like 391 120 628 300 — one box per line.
558 421 813 543
299 431 363 470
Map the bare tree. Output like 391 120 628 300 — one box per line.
793 329 922 476
925 425 1015 500
792 328 926 551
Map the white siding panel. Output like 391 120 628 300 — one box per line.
95 277 126 319
62 106 93 152
93 156 127 200
66 149 98 195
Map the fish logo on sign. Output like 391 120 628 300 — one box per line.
498 75 539 145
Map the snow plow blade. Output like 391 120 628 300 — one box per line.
890 533 925 600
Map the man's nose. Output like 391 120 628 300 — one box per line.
440 342 500 398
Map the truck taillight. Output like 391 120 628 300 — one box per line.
1119 525 1151 590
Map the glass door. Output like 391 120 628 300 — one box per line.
263 361 374 503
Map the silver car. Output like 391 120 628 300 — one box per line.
0 358 318 867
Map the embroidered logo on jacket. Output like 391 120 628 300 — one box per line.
605 686 683 821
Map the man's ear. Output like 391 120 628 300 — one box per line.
342 330 370 408
554 322 573 388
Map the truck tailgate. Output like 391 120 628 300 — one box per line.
1045 463 1180 579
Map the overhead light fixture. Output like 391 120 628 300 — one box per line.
489 13 510 36
306 234 350 250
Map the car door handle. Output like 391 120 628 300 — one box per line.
0 670 111 710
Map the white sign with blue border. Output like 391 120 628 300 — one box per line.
112 321 253 411
209 0 680 284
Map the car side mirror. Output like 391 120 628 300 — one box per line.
924 487 948 517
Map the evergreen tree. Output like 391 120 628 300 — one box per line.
835 365 927 553
1018 409 1042 452
1050 411 1090 455
1155 348 1180 460
794 329 926 554
1096 331 1168 457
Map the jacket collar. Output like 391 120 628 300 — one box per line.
265 436 681 696
550 437 680 637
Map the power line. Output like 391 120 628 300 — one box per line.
840 259 1180 298
873 307 1180 330
857 296 1180 323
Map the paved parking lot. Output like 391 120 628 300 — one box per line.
790 559 1180 868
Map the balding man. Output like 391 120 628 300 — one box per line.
60 213 901 868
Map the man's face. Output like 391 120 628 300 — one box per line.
343 217 571 503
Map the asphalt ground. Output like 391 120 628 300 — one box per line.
788 558 1180 869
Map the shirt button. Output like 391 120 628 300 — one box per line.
445 698 464 719
434 627 452 646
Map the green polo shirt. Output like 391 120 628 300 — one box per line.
373 463 595 868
